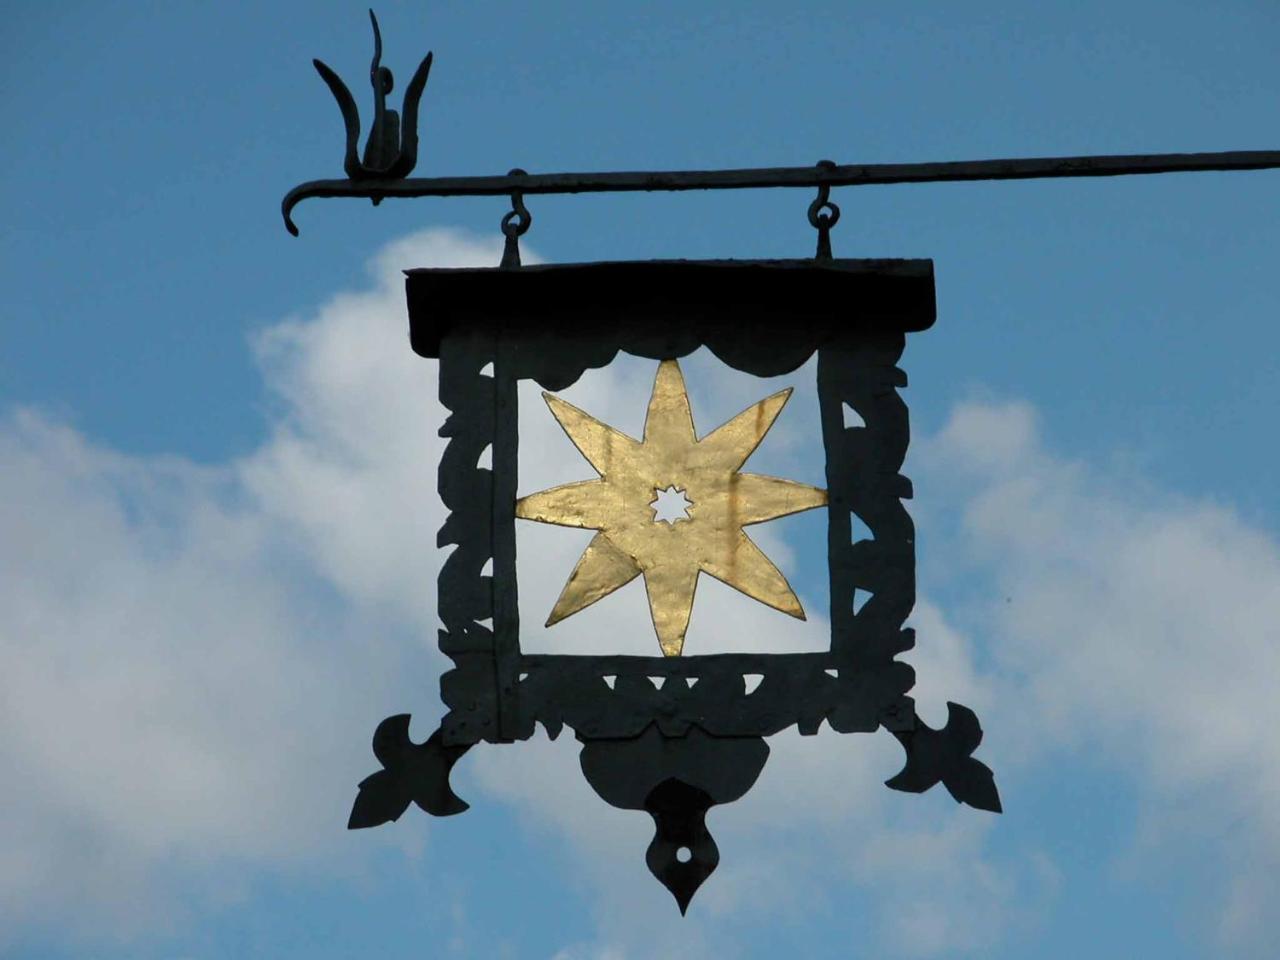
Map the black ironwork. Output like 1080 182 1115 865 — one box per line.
285 10 1272 913
283 148 1280 235
283 17 1278 235
499 169 532 269
311 10 433 185
808 160 841 260
348 259 1001 910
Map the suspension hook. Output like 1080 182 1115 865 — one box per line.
807 159 841 260
500 168 532 268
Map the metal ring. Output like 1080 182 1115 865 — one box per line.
501 167 532 237
807 159 841 229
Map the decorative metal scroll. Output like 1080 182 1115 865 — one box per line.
312 10 432 184
347 259 1001 911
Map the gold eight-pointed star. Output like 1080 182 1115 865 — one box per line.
515 359 828 657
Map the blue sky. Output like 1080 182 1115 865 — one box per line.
3 1 1279 957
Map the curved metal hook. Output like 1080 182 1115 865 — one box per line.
500 168 532 268
282 179 354 236
807 159 841 260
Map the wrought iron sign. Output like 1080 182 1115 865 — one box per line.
284 11 1280 913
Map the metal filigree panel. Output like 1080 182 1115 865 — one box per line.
351 258 1000 911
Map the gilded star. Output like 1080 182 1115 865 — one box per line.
515 359 828 656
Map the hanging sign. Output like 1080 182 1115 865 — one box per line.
347 259 1001 911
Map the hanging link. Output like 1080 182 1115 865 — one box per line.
500 168 532 268
807 159 841 260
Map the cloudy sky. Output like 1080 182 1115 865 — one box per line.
3 1 1279 957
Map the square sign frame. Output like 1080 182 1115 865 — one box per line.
407 259 935 748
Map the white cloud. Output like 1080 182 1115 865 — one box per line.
0 229 508 944
0 407 400 940
917 398 1280 952
242 229 511 628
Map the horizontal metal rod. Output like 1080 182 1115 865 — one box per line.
283 148 1280 234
